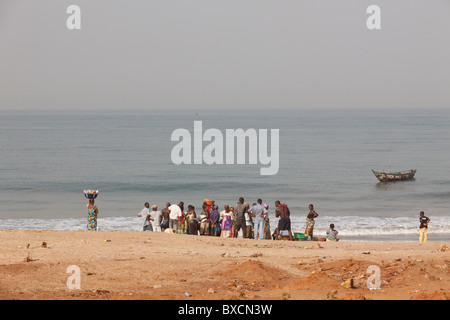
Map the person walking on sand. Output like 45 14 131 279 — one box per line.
305 204 318 240
138 202 152 231
248 199 265 240
161 202 170 231
274 201 292 240
86 198 99 231
419 211 430 245
150 205 162 232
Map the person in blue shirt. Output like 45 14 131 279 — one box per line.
248 199 265 240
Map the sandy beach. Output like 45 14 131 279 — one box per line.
0 230 448 300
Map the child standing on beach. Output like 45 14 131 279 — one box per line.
419 211 430 244
326 224 339 241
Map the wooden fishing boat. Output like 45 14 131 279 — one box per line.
371 169 416 182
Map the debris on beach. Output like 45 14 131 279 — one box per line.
326 290 338 300
281 292 291 300
341 278 354 289
24 253 37 262
250 252 263 258
341 293 367 300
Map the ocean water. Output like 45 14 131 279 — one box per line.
1 108 449 242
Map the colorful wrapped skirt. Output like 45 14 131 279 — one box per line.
305 218 315 237
86 206 98 231
178 214 188 234
220 215 233 238
263 218 271 239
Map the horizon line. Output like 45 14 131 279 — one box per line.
1 106 449 114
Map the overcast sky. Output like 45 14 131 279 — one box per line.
1 0 449 111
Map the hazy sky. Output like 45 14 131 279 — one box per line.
1 0 449 111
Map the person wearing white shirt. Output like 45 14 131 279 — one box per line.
138 202 152 231
150 205 162 232
168 202 182 232
247 199 265 240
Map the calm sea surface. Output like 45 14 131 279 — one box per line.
1 108 449 242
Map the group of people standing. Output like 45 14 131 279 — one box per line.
135 197 325 241
137 198 275 239
137 202 163 232
88 197 431 245
86 197 329 241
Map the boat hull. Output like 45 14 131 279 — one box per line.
371 169 416 182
